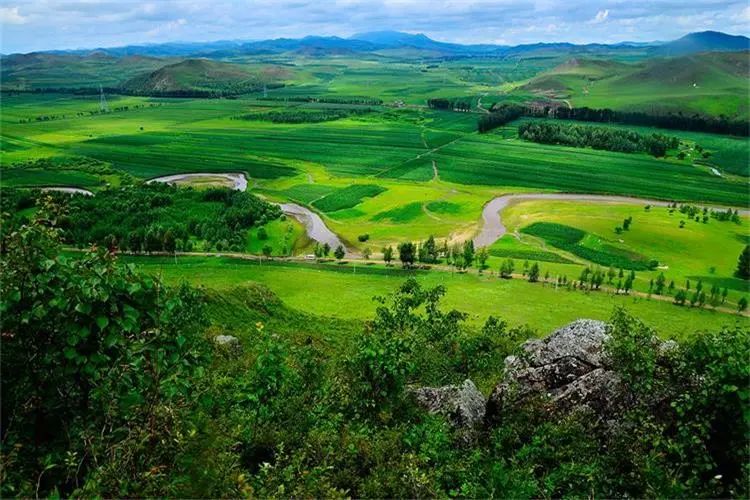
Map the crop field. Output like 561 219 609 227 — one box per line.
500 199 750 298
126 254 749 338
2 55 748 322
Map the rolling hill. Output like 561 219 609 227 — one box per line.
520 51 750 118
121 58 288 94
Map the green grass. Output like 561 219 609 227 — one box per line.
312 184 387 212
124 255 749 338
370 202 424 222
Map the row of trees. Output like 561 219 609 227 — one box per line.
477 103 525 132
427 98 472 111
236 107 372 123
518 121 680 157
478 102 748 137
258 95 383 105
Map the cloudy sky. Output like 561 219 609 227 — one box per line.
1 0 748 54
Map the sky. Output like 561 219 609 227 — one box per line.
1 0 749 54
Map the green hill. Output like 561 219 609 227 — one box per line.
121 58 271 94
520 51 750 119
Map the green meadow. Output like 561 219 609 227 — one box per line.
126 254 748 338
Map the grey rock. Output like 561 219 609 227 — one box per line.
214 334 242 355
411 379 486 431
486 319 632 425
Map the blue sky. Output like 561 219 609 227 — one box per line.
1 0 748 54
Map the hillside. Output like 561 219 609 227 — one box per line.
121 58 284 94
656 30 750 56
520 51 750 118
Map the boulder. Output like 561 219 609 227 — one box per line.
411 379 486 431
214 334 242 355
486 319 631 425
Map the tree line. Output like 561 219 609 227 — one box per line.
235 107 372 124
518 121 680 157
479 102 748 137
257 96 383 105
427 98 472 111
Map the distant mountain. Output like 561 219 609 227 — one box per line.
655 31 750 56
6 30 749 60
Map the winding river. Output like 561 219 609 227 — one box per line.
473 193 750 248
147 172 346 250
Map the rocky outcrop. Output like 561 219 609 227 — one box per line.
214 334 242 355
485 319 631 425
411 379 486 432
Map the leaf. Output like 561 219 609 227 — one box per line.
104 332 119 348
63 347 77 360
75 302 92 314
96 316 109 330
176 335 186 347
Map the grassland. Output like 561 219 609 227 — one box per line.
126 254 749 338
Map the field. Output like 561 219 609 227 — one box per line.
126 254 748 338
2 50 748 331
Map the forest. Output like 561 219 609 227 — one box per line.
517 121 680 157
1 185 281 253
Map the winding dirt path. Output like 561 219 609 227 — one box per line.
473 193 750 248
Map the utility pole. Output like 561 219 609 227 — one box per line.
99 85 109 112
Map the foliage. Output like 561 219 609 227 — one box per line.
237 107 372 124
1 184 281 254
0 208 210 497
518 121 679 157
735 245 750 279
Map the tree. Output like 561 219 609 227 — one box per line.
499 258 514 279
422 235 438 263
145 227 162 253
738 296 748 313
674 289 687 305
607 266 616 284
654 272 666 295
735 245 750 279
323 242 331 257
362 247 372 260
476 247 489 271
528 263 540 283
462 240 475 269
163 228 176 254
262 244 273 259
257 227 268 240
383 245 393 266
398 242 416 268
334 245 345 261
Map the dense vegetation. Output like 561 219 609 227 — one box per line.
518 121 680 157
427 97 472 111
2 213 748 497
477 103 525 133
1 184 281 253
236 107 372 123
533 104 749 137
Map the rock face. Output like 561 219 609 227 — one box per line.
214 334 242 355
411 379 486 431
486 319 630 425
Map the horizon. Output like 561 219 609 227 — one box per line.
2 1 750 55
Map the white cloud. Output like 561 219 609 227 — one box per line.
591 9 609 24
0 6 28 24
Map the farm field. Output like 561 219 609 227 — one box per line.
125 254 749 337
